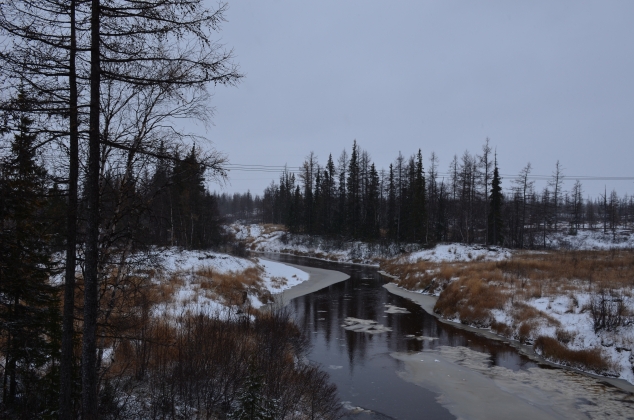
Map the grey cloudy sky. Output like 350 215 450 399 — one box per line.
203 0 634 197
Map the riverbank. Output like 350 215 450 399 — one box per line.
272 253 634 419
381 271 634 394
263 259 350 305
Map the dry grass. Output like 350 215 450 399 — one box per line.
260 223 287 235
381 249 634 374
383 250 634 326
194 266 273 306
535 336 612 374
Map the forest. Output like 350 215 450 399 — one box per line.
221 140 633 249
0 1 344 419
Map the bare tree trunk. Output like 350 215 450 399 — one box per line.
82 0 101 417
59 1 79 417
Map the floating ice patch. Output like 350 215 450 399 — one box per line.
342 317 392 334
385 304 410 314
393 346 634 419
341 401 372 414
405 334 438 341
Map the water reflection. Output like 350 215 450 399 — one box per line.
263 253 541 419
262 253 634 419
274 254 536 372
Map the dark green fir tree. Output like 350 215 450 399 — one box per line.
229 370 277 420
488 155 504 246
0 93 60 416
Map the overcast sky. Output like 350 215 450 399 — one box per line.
203 0 634 198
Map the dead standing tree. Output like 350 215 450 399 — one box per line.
82 1 241 417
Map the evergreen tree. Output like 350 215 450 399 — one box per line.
229 370 276 420
347 141 360 237
364 163 380 239
0 97 60 415
324 154 336 234
313 169 322 234
336 150 348 235
411 149 427 243
387 164 397 240
169 146 207 248
488 156 504 245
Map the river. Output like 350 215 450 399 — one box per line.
262 253 634 420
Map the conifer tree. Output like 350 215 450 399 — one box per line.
0 95 60 415
347 141 360 237
229 370 277 420
387 164 397 239
412 149 427 243
488 155 504 245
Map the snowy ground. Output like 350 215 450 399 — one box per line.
547 229 634 250
491 293 634 384
152 248 309 318
229 223 634 385
376 229 634 385
406 243 512 263
229 223 398 265
382 242 634 385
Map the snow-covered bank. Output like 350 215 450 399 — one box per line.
406 243 512 263
263 260 349 305
381 246 634 388
230 223 396 266
547 229 634 250
151 248 311 318
151 248 350 317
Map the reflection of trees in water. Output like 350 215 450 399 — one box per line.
279 253 535 373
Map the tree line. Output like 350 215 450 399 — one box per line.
0 0 243 418
225 140 633 248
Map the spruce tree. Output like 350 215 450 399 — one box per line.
0 95 60 415
347 141 360 237
387 164 397 240
229 370 276 420
412 149 427 243
488 156 504 246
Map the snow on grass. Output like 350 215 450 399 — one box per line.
407 243 512 263
256 258 309 294
160 247 257 274
384 247 634 385
547 229 634 250
521 292 634 384
231 223 389 265
152 248 310 318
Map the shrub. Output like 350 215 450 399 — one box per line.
534 336 611 374
589 288 630 332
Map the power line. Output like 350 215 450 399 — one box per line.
224 163 633 181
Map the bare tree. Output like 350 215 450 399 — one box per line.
548 160 564 233
514 163 534 248
479 139 492 244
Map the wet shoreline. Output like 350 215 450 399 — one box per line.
381 275 634 394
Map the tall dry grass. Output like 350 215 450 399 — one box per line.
381 249 634 374
105 308 341 419
194 266 273 306
71 257 341 419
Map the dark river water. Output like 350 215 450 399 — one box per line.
262 253 545 420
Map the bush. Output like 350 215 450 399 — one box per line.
534 336 611 374
589 288 630 332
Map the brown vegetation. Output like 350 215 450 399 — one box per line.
104 309 341 419
382 249 634 374
534 336 611 374
195 265 273 306
64 259 341 419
